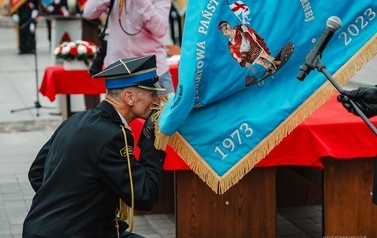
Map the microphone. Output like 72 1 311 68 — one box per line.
297 16 342 81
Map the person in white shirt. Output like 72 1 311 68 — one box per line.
83 0 174 95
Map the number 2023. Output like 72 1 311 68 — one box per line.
339 8 376 46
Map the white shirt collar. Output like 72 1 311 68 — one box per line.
116 111 128 126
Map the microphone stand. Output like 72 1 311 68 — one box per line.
11 28 55 116
314 60 377 135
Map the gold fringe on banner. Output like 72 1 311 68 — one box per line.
153 95 171 150
154 128 170 150
161 34 377 194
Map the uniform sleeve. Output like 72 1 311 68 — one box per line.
98 129 165 211
134 0 171 38
83 0 111 20
28 121 66 192
28 139 50 192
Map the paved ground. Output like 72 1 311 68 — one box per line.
0 12 376 238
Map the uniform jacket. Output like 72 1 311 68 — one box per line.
22 100 165 238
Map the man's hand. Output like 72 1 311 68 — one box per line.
337 85 377 118
138 111 156 147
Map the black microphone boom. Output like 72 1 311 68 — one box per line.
297 16 342 81
295 16 377 135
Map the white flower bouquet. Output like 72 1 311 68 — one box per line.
54 40 98 66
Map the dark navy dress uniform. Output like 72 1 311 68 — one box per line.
22 55 166 237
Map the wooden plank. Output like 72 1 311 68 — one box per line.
175 168 276 238
323 158 377 236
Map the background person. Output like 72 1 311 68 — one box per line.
11 0 39 54
83 0 174 95
22 55 167 238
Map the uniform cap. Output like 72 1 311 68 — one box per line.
92 55 165 91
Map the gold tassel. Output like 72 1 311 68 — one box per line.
154 130 171 150
119 199 128 220
152 94 172 150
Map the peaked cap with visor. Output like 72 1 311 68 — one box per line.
92 55 165 91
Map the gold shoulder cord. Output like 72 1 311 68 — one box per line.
117 125 135 234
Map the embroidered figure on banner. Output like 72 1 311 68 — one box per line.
221 0 294 86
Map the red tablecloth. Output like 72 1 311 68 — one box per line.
39 66 106 102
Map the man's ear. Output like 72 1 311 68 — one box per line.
123 89 135 106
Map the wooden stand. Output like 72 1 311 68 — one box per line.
323 158 377 236
173 157 377 236
175 168 276 238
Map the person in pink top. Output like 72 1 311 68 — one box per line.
83 0 174 95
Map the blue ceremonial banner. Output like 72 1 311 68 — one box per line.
156 0 377 193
